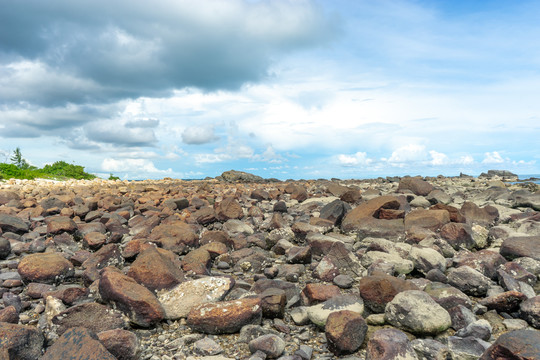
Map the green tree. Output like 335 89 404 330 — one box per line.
10 147 30 169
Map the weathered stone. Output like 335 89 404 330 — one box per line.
461 201 499 225
320 199 350 225
410 339 451 360
260 288 287 319
455 319 492 341
480 329 540 360
361 251 414 275
0 191 19 205
520 296 540 328
447 266 491 296
301 283 341 306
83 231 107 249
187 297 262 334
326 241 366 278
480 291 527 313
447 336 490 359
82 244 123 285
366 328 418 360
0 237 11 259
398 177 434 196
408 246 446 275
306 294 364 327
182 247 212 275
0 306 18 323
52 302 128 335
216 197 244 221
18 252 74 284
325 310 367 355
0 214 28 234
250 189 270 201
148 221 198 253
430 203 466 223
454 249 507 279
424 283 472 310
440 222 475 250
97 329 139 360
404 209 450 231
99 267 165 327
384 290 452 335
46 216 78 234
500 236 540 261
359 274 419 313
158 277 234 319
248 334 285 358
0 322 44 360
41 327 116 360
127 245 184 292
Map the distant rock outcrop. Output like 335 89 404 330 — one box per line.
479 170 517 179
217 170 264 183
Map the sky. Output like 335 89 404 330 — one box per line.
1 0 539 180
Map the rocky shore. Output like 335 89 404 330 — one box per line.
1 173 539 359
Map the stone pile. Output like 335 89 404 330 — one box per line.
0 173 539 359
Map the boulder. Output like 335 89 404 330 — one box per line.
127 245 184 292
41 327 115 360
0 322 44 360
18 252 74 284
325 310 367 355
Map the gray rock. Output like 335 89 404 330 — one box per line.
447 266 491 296
410 339 452 360
455 320 492 341
384 290 452 335
194 337 223 356
307 295 364 327
249 334 285 358
367 328 418 360
447 336 490 360
408 246 446 275
0 237 11 259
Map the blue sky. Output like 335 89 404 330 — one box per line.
1 0 539 180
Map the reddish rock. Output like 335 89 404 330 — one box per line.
216 196 244 221
193 206 217 225
325 310 367 355
18 252 74 284
200 241 229 259
479 291 527 313
500 236 540 261
342 196 405 238
83 231 107 249
45 286 89 305
26 282 55 299
286 246 312 264
250 189 270 201
127 245 184 292
461 201 499 225
82 244 123 285
367 328 417 360
99 267 165 327
404 209 450 231
499 261 536 286
358 274 419 313
430 203 466 223
148 221 198 254
260 288 287 319
340 189 362 204
97 329 139 360
290 185 308 202
41 327 116 360
187 297 262 334
182 247 212 275
46 216 78 234
199 230 232 248
312 256 340 282
398 177 434 196
0 322 44 360
0 306 19 323
327 183 350 197
480 329 540 360
52 302 128 335
454 249 507 279
301 283 341 306
440 223 475 250
379 208 405 220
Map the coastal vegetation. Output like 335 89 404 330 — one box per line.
0 147 96 180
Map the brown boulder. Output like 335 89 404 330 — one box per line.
46 216 78 234
404 209 450 231
99 267 165 327
301 283 341 306
358 274 419 313
82 244 123 285
501 236 540 261
430 203 465 223
148 221 198 254
52 302 128 335
326 310 367 355
398 177 434 196
260 288 287 319
182 247 212 275
0 191 19 205
480 329 540 360
18 252 74 284
97 329 139 360
216 197 244 221
83 231 107 249
440 223 475 250
0 322 44 360
42 327 116 360
0 306 18 323
479 291 527 313
367 328 417 360
187 297 262 334
454 249 507 279
127 245 184 292
461 201 499 225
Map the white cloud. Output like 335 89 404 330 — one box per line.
252 145 285 163
388 144 427 163
482 151 505 164
338 152 372 167
429 150 448 165
101 158 171 174
457 155 475 165
182 126 219 145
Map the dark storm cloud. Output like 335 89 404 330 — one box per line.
0 0 338 107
